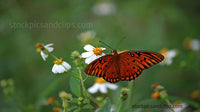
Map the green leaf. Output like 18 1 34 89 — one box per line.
83 104 94 110
71 98 79 103
69 105 78 111
96 97 111 112
70 76 81 97
72 71 81 79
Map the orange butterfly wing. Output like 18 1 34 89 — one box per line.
118 51 164 81
84 55 113 78
85 51 164 83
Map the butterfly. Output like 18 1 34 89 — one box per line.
84 49 164 83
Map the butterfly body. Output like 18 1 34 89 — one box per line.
85 49 164 83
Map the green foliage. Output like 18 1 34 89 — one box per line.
1 0 200 111
96 97 112 112
70 76 81 97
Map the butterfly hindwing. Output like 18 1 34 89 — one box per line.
118 51 164 81
102 58 121 83
84 55 113 78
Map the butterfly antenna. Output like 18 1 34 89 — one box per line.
99 41 113 50
115 36 126 49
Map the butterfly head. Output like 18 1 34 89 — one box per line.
112 49 118 55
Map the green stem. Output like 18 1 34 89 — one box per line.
78 68 85 98
83 76 89 83
63 107 66 112
78 104 83 112
165 99 175 112
116 101 122 112
77 67 100 108
49 52 59 60
127 80 134 106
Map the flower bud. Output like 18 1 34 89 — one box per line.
71 51 83 67
160 90 168 100
7 79 14 86
96 96 103 102
152 92 160 99
78 97 84 105
0 80 7 88
152 82 159 89
155 85 164 92
71 51 81 59
120 88 129 101
59 91 72 102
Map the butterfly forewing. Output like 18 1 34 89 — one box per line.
118 51 164 81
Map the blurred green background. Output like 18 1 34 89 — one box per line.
1 0 200 112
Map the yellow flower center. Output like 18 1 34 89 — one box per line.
160 48 168 56
36 48 41 52
95 78 106 84
46 97 55 104
183 37 192 50
36 43 43 48
53 107 61 112
54 58 63 65
173 101 182 106
191 90 200 99
93 48 103 55
152 92 160 99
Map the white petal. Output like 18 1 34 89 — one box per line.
99 84 107 93
110 105 116 112
44 43 54 47
165 102 188 112
167 50 176 58
93 3 116 16
100 47 106 50
40 51 48 61
52 64 58 73
45 47 54 52
81 51 94 58
84 44 94 51
166 59 172 65
62 61 71 70
191 40 200 51
85 55 96 64
88 83 100 94
58 65 66 73
106 83 118 90
96 53 105 58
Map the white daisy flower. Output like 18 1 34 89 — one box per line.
164 101 188 112
78 30 96 42
88 78 118 94
110 105 116 112
183 38 200 51
52 58 71 74
160 48 177 66
93 2 116 16
81 44 106 64
36 43 54 61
